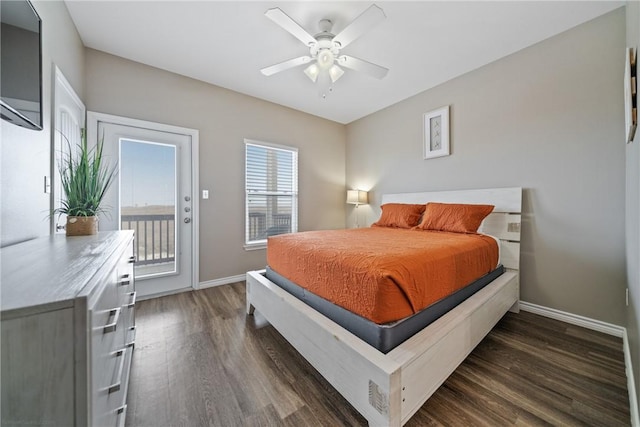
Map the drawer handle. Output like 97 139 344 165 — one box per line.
116 404 127 427
108 348 127 394
128 256 136 264
126 326 137 348
126 291 137 308
119 274 131 286
103 307 121 334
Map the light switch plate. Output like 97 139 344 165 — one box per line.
202 190 209 199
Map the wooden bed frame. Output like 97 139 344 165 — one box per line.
246 187 522 426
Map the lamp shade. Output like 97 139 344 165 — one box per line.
328 64 344 83
346 190 368 205
304 63 319 82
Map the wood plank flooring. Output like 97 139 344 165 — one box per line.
125 282 630 426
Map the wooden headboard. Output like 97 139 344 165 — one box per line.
381 187 522 271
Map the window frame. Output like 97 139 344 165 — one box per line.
244 138 298 250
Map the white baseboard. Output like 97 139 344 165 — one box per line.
623 330 640 427
520 301 638 426
198 274 246 289
519 301 624 337
137 286 193 301
138 274 245 299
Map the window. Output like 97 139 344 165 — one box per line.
245 139 298 248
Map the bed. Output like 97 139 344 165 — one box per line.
246 187 522 426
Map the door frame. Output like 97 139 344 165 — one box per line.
51 65 85 235
86 111 200 292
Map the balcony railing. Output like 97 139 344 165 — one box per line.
121 214 175 266
248 212 291 241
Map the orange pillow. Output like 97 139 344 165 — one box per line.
414 202 494 233
372 203 426 229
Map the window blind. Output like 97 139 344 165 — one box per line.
245 140 298 246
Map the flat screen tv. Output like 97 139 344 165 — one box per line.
1 0 42 131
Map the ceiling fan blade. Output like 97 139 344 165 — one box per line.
261 56 312 76
338 55 388 79
265 8 317 47
332 5 385 49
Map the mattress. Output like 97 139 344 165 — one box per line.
266 227 499 324
266 265 504 353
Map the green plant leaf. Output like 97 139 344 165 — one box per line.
52 129 118 218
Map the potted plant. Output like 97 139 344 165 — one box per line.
53 130 117 236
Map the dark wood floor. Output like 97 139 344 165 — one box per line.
125 282 630 426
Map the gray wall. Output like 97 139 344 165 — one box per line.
84 49 346 282
1 0 85 247
626 0 640 413
346 9 627 325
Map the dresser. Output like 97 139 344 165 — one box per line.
1 231 136 427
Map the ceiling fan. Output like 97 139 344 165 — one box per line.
260 4 389 87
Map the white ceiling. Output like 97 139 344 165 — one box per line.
65 1 623 124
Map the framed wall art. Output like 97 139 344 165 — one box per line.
423 105 450 159
625 47 637 144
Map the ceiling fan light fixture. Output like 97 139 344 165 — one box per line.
317 49 335 70
329 64 344 83
304 63 320 82
261 5 388 88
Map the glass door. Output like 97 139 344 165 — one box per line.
97 120 194 298
120 139 177 277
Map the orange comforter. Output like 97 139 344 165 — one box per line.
267 227 499 324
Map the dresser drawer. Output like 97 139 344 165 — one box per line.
117 241 135 293
90 272 120 376
122 290 136 348
104 341 133 427
93 346 128 427
90 266 125 426
93 238 135 426
117 240 136 333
